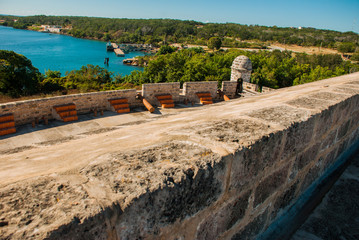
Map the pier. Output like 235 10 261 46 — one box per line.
111 43 125 57
107 42 153 56
107 43 125 57
118 43 153 52
114 48 125 57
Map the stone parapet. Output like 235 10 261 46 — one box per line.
0 89 138 125
183 81 219 102
243 81 259 92
221 81 237 98
142 82 181 106
261 86 275 93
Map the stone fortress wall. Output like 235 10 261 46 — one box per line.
54 74 359 239
142 82 181 106
0 80 243 126
1 73 358 240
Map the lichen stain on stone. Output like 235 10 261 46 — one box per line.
286 97 332 110
248 105 309 128
193 118 274 148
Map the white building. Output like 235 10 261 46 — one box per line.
41 25 62 33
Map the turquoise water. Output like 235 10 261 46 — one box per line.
0 26 146 76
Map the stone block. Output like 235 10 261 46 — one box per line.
308 92 350 102
336 119 351 141
248 105 309 128
331 98 352 126
314 107 334 139
348 127 359 148
300 164 321 193
230 209 268 240
349 110 359 131
286 97 332 111
293 142 320 172
196 191 251 240
322 149 337 169
282 117 316 160
254 165 289 207
248 132 285 170
336 137 350 159
272 181 299 219
320 130 337 152
229 131 285 192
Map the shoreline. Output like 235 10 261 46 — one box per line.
2 25 345 57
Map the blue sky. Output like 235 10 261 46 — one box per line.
1 0 358 33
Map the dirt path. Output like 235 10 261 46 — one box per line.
269 43 339 55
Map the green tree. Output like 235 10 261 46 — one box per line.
156 45 177 55
338 42 356 53
208 37 222 50
62 65 112 91
352 52 359 61
40 70 64 92
0 50 42 97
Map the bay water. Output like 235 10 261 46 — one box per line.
0 25 146 76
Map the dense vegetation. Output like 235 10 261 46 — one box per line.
0 50 42 97
119 48 357 89
1 49 357 99
1 15 358 50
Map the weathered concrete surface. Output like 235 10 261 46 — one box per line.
291 151 359 240
0 72 358 239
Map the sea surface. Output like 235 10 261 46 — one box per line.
0 26 146 76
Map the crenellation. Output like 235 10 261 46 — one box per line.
221 81 237 98
183 81 218 102
243 82 259 92
142 82 181 106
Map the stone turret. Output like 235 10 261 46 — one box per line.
230 55 252 82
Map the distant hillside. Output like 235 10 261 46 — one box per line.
1 15 358 51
